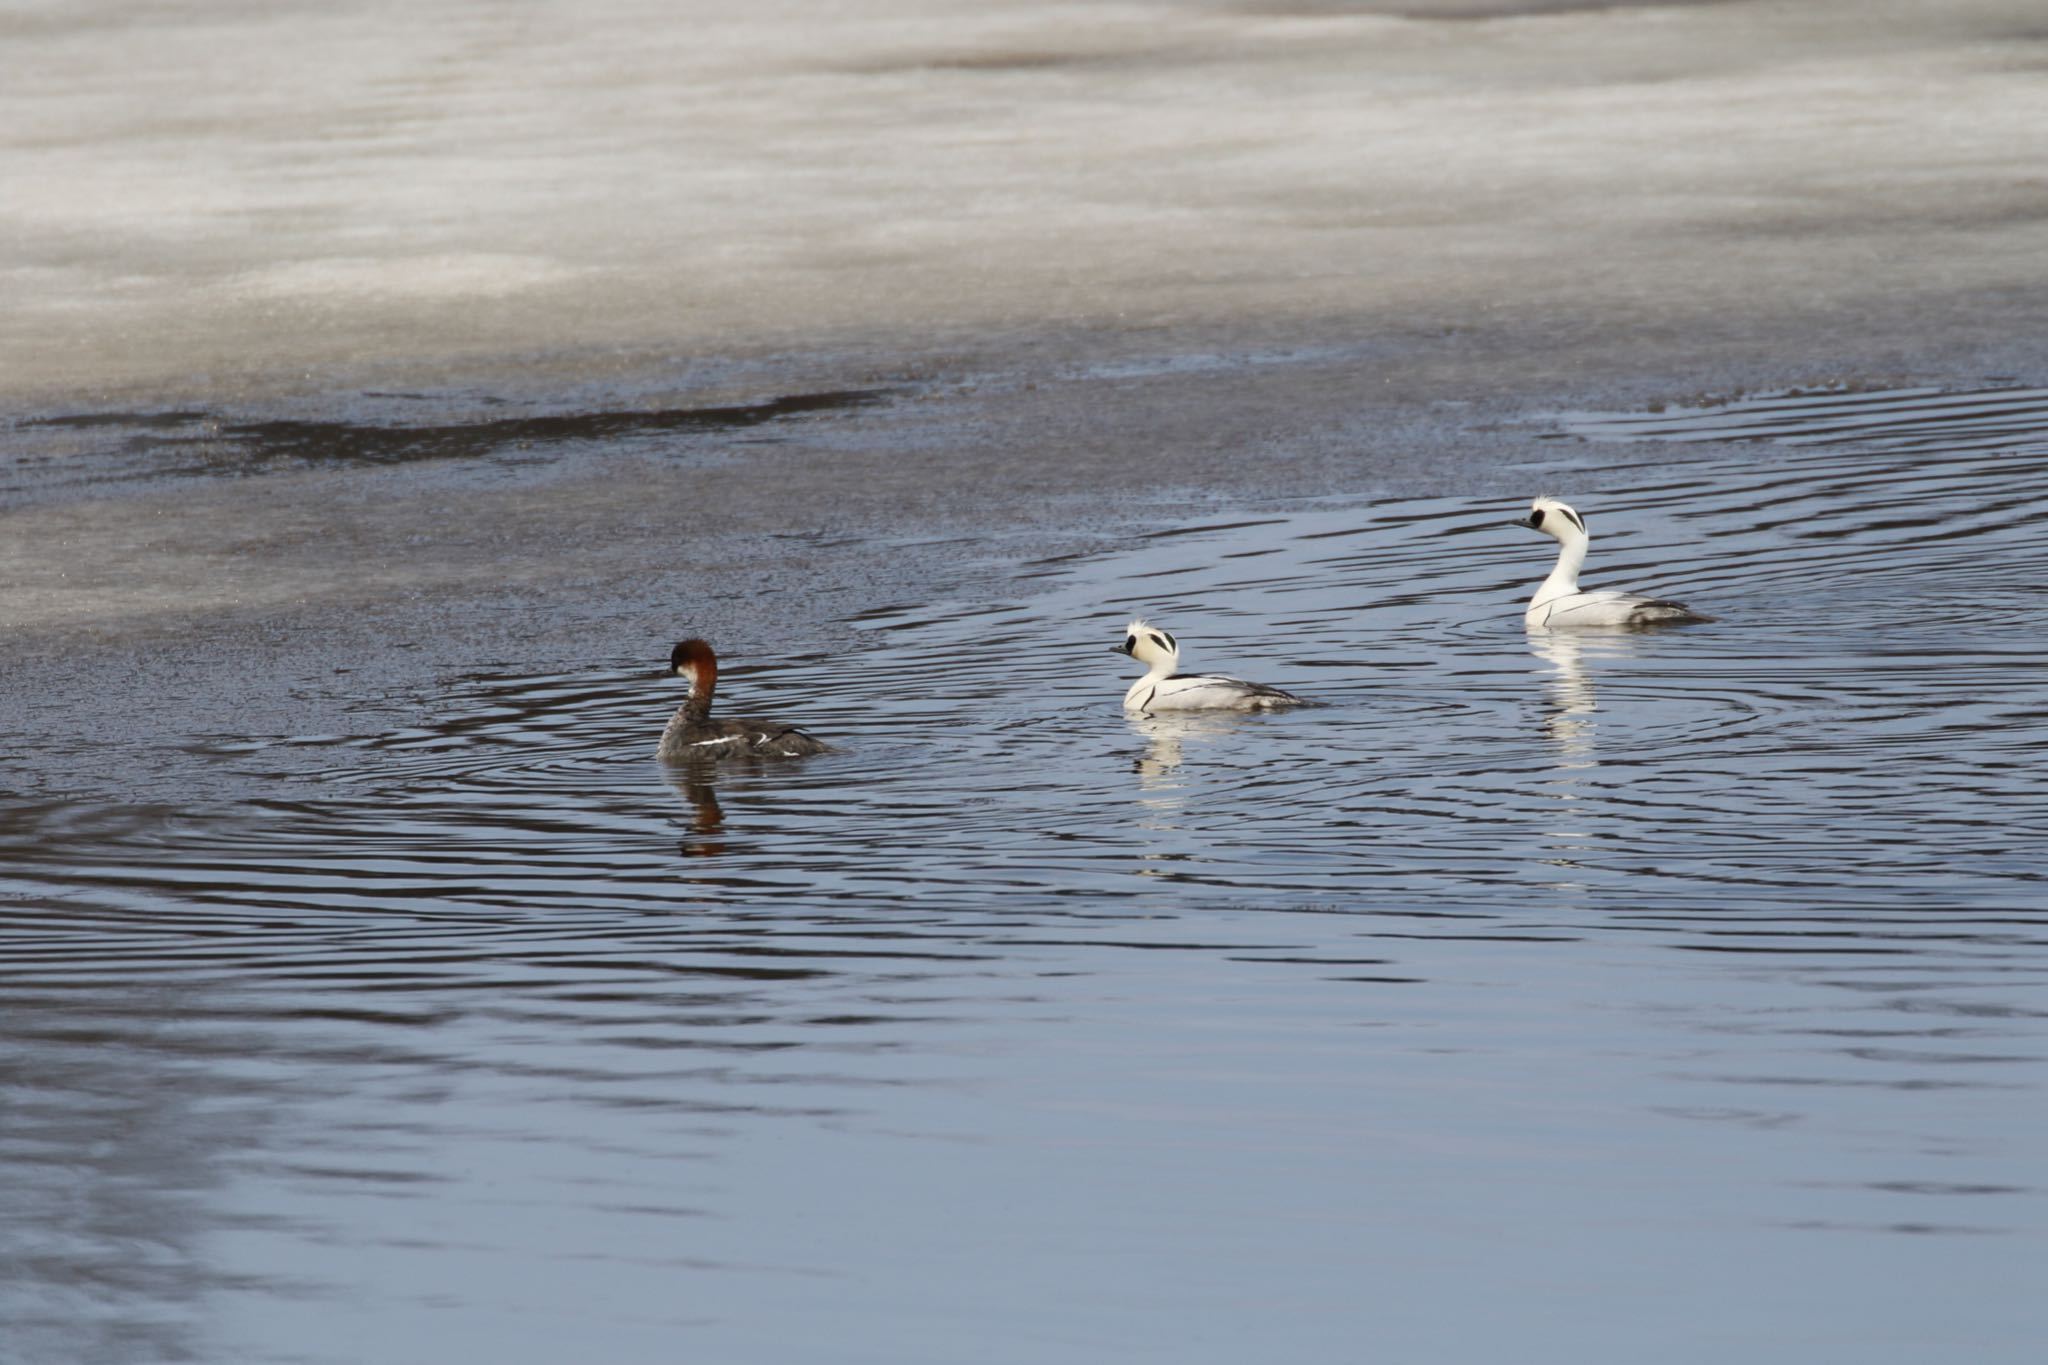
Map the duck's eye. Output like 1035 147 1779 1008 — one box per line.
1123 634 1136 653
1149 633 1171 652
1531 508 1546 528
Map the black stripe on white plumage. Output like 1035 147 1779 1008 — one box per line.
1113 618 1308 713
1518 497 1713 629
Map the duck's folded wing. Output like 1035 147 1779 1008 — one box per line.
1152 674 1305 707
738 720 836 756
1543 591 1712 627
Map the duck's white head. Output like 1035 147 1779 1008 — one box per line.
669 638 719 697
1521 495 1588 545
1114 618 1181 670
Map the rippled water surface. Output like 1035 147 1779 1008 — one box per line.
4 388 2045 1363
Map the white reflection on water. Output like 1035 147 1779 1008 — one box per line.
1527 626 1607 895
1529 626 1602 767
1127 711 1252 800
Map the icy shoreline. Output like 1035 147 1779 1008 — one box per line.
5 0 2044 406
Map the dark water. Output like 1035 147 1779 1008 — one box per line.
5 388 891 502
3 388 2045 1363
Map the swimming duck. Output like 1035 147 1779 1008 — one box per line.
1114 618 1308 712
1519 496 1713 628
657 638 834 759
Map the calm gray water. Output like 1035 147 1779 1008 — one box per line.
4 388 2045 1363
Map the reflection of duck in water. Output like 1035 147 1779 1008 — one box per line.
1126 711 1230 787
1518 496 1713 629
657 639 835 760
1126 710 1283 827
1114 618 1308 713
1133 718 1185 786
668 765 729 858
1528 627 1600 759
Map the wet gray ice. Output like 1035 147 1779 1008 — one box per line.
6 0 2047 405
